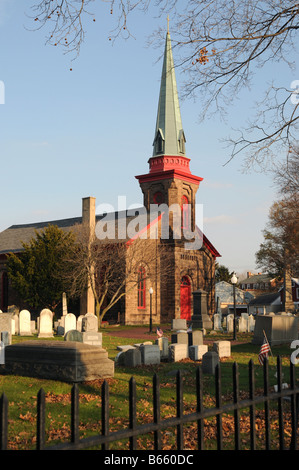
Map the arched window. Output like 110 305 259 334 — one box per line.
181 195 190 230
137 266 146 309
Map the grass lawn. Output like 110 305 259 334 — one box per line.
0 325 298 450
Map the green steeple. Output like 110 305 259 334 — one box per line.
153 30 186 157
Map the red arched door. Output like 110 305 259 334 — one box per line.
180 276 191 320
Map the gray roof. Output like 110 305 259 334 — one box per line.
0 209 147 255
239 273 273 284
248 292 280 306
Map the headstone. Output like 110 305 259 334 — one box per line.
64 329 83 342
115 351 126 366
171 319 187 331
252 314 299 346
189 344 208 361
82 332 102 347
213 340 231 358
238 316 248 333
77 315 85 332
248 315 255 332
171 331 188 345
187 330 203 346
124 348 142 367
155 337 169 360
117 345 136 352
13 314 19 335
0 341 114 382
140 344 160 365
82 313 98 332
19 310 32 336
64 313 77 334
191 289 213 329
0 313 14 343
0 340 4 364
57 325 65 336
168 344 189 362
213 314 222 331
38 309 54 338
202 351 220 374
226 314 234 333
1 331 10 346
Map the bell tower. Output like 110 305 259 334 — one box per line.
135 26 202 235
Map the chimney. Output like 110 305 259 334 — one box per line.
247 272 252 278
82 196 96 230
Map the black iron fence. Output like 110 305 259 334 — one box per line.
0 356 298 451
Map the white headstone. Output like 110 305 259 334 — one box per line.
19 309 32 336
38 309 53 338
64 313 77 334
168 343 189 362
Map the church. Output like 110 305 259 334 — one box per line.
0 29 220 325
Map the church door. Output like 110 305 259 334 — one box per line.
180 276 191 320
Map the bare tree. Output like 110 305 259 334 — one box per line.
62 223 172 324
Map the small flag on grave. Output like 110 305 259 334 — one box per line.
156 327 163 338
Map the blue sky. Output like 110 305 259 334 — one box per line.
0 1 296 277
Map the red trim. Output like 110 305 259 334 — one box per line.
126 213 163 247
148 155 192 174
135 169 203 186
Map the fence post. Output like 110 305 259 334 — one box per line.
263 358 271 450
36 388 45 450
0 393 8 450
101 380 110 450
153 374 161 450
215 363 223 450
276 356 285 450
71 384 79 446
248 359 256 450
176 370 183 450
129 377 137 450
290 360 298 450
233 362 240 450
196 366 204 450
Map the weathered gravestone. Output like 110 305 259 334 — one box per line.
213 340 231 358
82 332 102 347
189 344 208 361
1 331 10 346
140 344 160 365
187 330 203 346
168 344 189 362
82 313 98 332
64 329 83 342
202 351 219 375
76 315 85 332
252 313 299 346
124 348 141 367
19 310 32 336
171 319 187 331
0 341 114 382
0 314 14 344
38 309 53 338
155 337 169 360
171 331 188 345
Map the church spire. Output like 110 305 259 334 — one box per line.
153 26 186 157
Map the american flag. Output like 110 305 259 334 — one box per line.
258 338 271 365
156 327 163 338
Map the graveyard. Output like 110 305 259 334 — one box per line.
0 308 298 450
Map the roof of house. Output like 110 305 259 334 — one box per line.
239 273 273 284
248 292 281 306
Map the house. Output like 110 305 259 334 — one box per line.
248 292 281 315
0 29 220 325
239 272 278 295
215 281 254 316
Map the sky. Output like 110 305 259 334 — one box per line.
0 1 297 278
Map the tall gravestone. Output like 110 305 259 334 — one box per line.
191 290 212 329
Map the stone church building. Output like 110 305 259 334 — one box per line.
0 30 220 325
